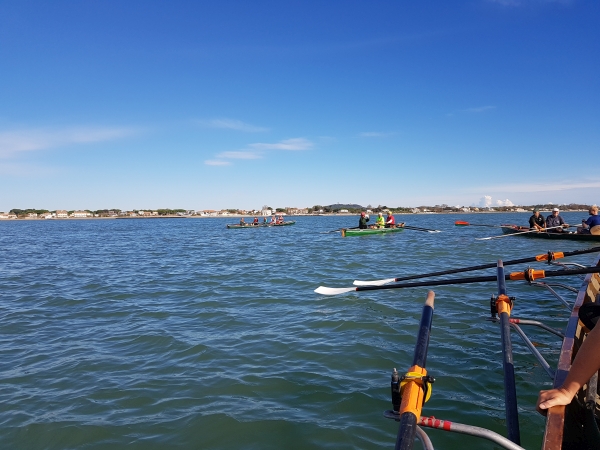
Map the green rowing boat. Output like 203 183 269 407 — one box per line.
226 221 296 229
501 225 600 242
341 226 404 237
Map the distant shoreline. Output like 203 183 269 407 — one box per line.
0 210 590 221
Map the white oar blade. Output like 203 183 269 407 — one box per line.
314 286 357 296
476 237 493 241
353 278 396 286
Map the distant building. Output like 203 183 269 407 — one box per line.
40 213 53 219
0 212 15 219
199 210 218 216
71 210 92 218
411 208 421 213
339 209 349 213
56 210 69 218
261 209 272 216
26 213 38 219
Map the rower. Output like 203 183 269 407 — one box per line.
375 212 385 228
263 217 268 224
277 215 284 224
358 212 370 229
253 217 259 225
270 215 276 224
529 209 545 231
239 217 246 226
385 211 395 228
578 205 600 235
546 208 569 233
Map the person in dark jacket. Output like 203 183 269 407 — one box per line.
358 212 370 229
529 209 545 231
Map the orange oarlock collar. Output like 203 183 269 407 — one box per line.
496 294 513 316
535 251 564 262
399 365 429 418
509 268 545 281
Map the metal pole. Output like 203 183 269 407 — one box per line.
510 323 555 379
414 426 434 450
496 260 521 445
395 291 435 450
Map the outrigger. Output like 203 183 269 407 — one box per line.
384 257 600 449
315 249 600 448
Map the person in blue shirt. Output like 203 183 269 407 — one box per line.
579 205 600 234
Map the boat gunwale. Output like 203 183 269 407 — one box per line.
499 225 600 241
542 255 600 449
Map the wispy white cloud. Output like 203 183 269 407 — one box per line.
359 131 396 138
216 151 263 159
205 138 314 167
198 118 269 133
0 126 138 158
249 138 313 151
204 159 231 166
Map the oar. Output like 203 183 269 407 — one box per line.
314 265 600 296
353 246 600 286
403 225 441 233
477 225 567 241
455 220 504 228
393 291 435 450
494 260 520 444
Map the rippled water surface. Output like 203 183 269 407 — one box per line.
1 213 597 449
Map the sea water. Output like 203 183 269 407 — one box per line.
0 212 595 449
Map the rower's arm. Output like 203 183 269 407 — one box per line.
537 324 600 412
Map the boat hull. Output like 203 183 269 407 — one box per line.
341 226 404 237
543 255 600 449
226 221 296 229
501 225 600 241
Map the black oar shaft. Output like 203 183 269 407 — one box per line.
395 292 435 450
497 260 507 295
403 225 440 232
390 246 600 283
354 265 600 292
496 260 520 444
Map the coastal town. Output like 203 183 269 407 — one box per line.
0 203 593 220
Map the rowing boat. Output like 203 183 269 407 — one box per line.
341 226 404 237
501 225 600 242
226 221 296 229
543 255 600 450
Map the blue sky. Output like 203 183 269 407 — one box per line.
1 0 598 211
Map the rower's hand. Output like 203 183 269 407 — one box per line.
536 388 575 416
